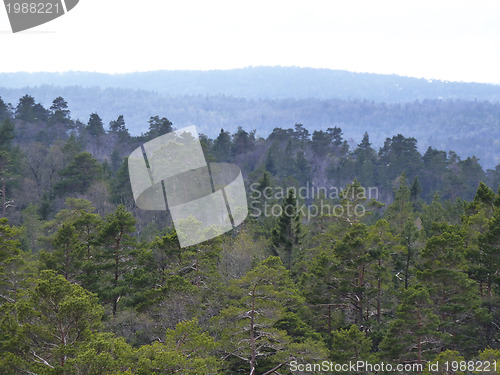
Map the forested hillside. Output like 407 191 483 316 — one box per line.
3 67 500 101
1 94 500 374
2 87 500 168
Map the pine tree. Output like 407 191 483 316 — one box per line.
5 271 104 372
55 152 102 195
264 146 277 175
0 218 23 305
384 173 414 234
214 257 327 374
0 97 11 122
49 96 72 128
110 157 134 208
271 189 302 269
39 223 83 282
380 285 439 365
353 132 377 186
86 113 105 137
109 115 130 141
418 223 487 355
330 325 377 363
231 126 254 156
99 205 136 316
212 128 232 162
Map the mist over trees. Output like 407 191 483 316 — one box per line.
2 67 500 170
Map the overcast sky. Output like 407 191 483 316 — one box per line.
1 0 499 83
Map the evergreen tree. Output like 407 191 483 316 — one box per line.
55 152 102 195
212 128 232 162
410 176 423 208
327 126 343 147
214 257 327 374
264 147 277 175
109 115 130 141
86 113 105 137
0 218 23 305
110 157 134 207
231 126 255 155
271 189 302 269
143 115 173 141
311 130 332 157
378 134 422 186
0 119 15 150
333 223 384 325
330 325 377 363
294 149 311 185
380 285 439 365
293 123 310 143
0 151 15 217
48 96 72 128
353 132 377 186
2 271 103 372
384 173 414 234
62 134 83 164
15 94 37 122
39 223 83 282
134 318 220 374
418 223 487 355
99 205 137 316
0 97 11 122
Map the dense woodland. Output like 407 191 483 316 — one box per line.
1 94 500 374
2 85 500 169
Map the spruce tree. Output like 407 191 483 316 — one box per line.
271 188 302 269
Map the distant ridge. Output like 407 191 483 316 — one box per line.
2 67 500 169
1 67 500 102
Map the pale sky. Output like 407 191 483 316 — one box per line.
1 0 500 83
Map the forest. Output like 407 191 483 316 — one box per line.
1 93 500 374
2 84 500 170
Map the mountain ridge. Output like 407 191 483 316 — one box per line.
2 66 500 102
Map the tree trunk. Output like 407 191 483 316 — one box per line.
113 232 122 316
417 308 422 373
377 259 382 323
250 282 258 375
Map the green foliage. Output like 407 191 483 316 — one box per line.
380 285 439 363
65 332 134 375
15 94 48 123
110 156 134 207
0 97 11 123
86 113 105 137
3 271 104 373
418 223 487 355
214 256 326 374
0 119 15 150
0 218 23 305
271 188 303 269
2 97 500 373
384 172 414 234
212 128 232 162
98 205 136 315
55 152 102 195
142 116 172 141
330 325 377 363
49 96 73 128
132 319 220 375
